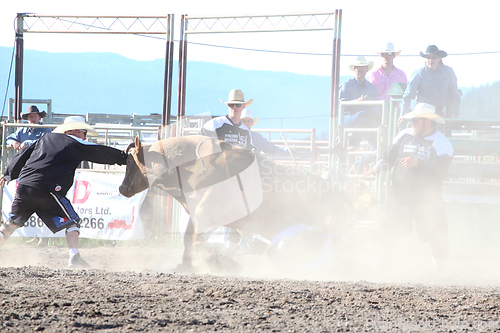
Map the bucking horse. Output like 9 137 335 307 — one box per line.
119 135 350 272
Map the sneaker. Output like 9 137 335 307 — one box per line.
68 253 91 268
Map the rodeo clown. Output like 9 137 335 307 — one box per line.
0 116 128 268
364 103 454 270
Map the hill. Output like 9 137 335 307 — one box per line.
1 47 498 138
1 47 345 137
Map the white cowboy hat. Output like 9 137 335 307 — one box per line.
220 89 253 107
240 109 259 126
348 56 374 72
402 103 446 124
53 116 99 136
377 42 401 57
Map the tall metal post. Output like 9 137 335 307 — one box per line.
176 15 188 136
14 14 25 123
328 9 342 179
162 14 175 129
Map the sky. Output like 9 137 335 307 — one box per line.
1 0 498 88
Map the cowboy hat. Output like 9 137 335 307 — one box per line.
240 109 259 126
53 116 99 136
21 105 47 120
402 103 446 124
349 56 374 71
377 42 401 57
420 45 447 58
220 89 253 107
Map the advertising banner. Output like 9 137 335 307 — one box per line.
2 171 146 240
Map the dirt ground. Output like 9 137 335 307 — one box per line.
1 236 500 333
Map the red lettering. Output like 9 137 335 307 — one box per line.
73 180 91 204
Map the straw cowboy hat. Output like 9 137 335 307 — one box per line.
53 116 99 136
420 45 448 58
220 89 253 107
21 105 47 120
348 56 374 71
240 109 259 126
402 103 446 124
377 42 401 57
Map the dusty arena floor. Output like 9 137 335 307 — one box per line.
1 240 500 332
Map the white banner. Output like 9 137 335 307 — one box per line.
2 171 146 240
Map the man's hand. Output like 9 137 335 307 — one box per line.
400 156 418 168
363 168 380 177
0 174 7 187
11 141 22 150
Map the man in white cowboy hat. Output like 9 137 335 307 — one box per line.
240 109 288 157
200 89 254 150
5 105 52 151
340 56 379 148
368 42 407 101
402 45 461 119
0 116 128 268
364 103 454 270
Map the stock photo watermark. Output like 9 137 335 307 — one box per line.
334 318 500 331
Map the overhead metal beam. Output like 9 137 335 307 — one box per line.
13 13 175 128
17 15 171 34
184 13 337 34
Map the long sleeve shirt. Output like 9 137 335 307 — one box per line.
5 124 52 147
3 132 128 196
375 128 454 192
251 131 288 157
368 66 408 101
339 77 379 116
200 115 254 150
401 64 461 117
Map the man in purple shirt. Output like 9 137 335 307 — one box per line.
369 43 408 101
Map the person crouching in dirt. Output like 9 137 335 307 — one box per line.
364 103 453 270
0 116 128 268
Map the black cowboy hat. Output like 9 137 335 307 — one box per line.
420 45 447 58
21 105 47 120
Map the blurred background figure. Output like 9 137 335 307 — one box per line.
6 105 52 151
340 56 379 149
402 45 461 119
240 109 289 157
369 42 407 101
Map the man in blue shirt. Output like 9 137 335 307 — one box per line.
402 45 461 119
6 105 52 150
339 56 379 148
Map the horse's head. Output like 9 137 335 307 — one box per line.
119 135 150 198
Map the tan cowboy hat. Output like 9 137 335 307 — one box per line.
402 103 446 124
220 89 253 107
240 109 259 126
53 116 99 136
377 42 401 57
349 56 374 71
21 105 47 120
